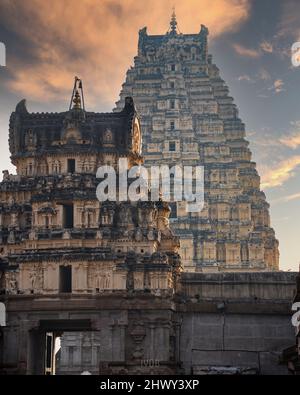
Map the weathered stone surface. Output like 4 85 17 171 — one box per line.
0 272 297 375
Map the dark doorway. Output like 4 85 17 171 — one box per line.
59 266 72 293
67 159 76 173
28 320 98 375
63 204 74 228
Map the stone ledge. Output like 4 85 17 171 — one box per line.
181 271 298 284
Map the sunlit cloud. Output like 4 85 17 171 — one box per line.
261 155 300 189
237 68 273 85
284 192 300 202
232 43 260 58
280 133 300 149
0 0 251 109
272 192 300 204
250 130 284 175
270 79 285 94
280 121 300 149
260 40 273 53
277 0 300 41
237 74 253 82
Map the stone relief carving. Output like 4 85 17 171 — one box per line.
29 263 44 291
135 228 143 242
118 204 133 227
103 129 114 145
100 203 115 226
25 129 37 148
5 271 18 294
130 322 146 360
93 267 112 290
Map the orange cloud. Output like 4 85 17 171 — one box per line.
272 79 285 93
280 133 300 149
284 192 300 202
1 0 251 110
273 192 300 204
232 43 261 58
260 40 273 53
280 122 300 149
261 155 300 189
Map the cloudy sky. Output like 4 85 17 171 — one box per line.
0 0 299 271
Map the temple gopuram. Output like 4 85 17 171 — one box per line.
0 17 297 377
115 12 279 272
0 84 182 374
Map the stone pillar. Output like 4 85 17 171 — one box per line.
43 262 58 293
27 327 45 375
73 262 88 292
15 320 41 374
111 323 126 361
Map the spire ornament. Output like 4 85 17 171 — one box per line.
169 7 178 35
72 89 81 109
69 76 85 112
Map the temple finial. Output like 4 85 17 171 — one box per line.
72 89 81 109
170 7 177 34
69 76 85 112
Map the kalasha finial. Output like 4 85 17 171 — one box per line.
69 76 85 112
72 89 81 109
170 7 177 34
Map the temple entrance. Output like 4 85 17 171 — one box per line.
28 319 101 375
45 332 61 375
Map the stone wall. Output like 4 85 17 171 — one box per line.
179 272 297 374
0 272 297 375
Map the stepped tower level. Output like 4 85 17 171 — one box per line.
115 13 279 272
3 86 181 293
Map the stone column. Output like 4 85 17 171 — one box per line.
111 324 126 361
17 320 40 374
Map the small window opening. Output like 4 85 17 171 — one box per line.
67 159 76 174
63 204 74 228
169 142 176 152
59 266 72 293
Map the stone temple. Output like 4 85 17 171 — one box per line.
0 18 297 376
115 12 279 272
0 85 182 374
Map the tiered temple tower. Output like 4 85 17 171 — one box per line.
0 84 181 374
115 13 279 272
0 45 296 378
